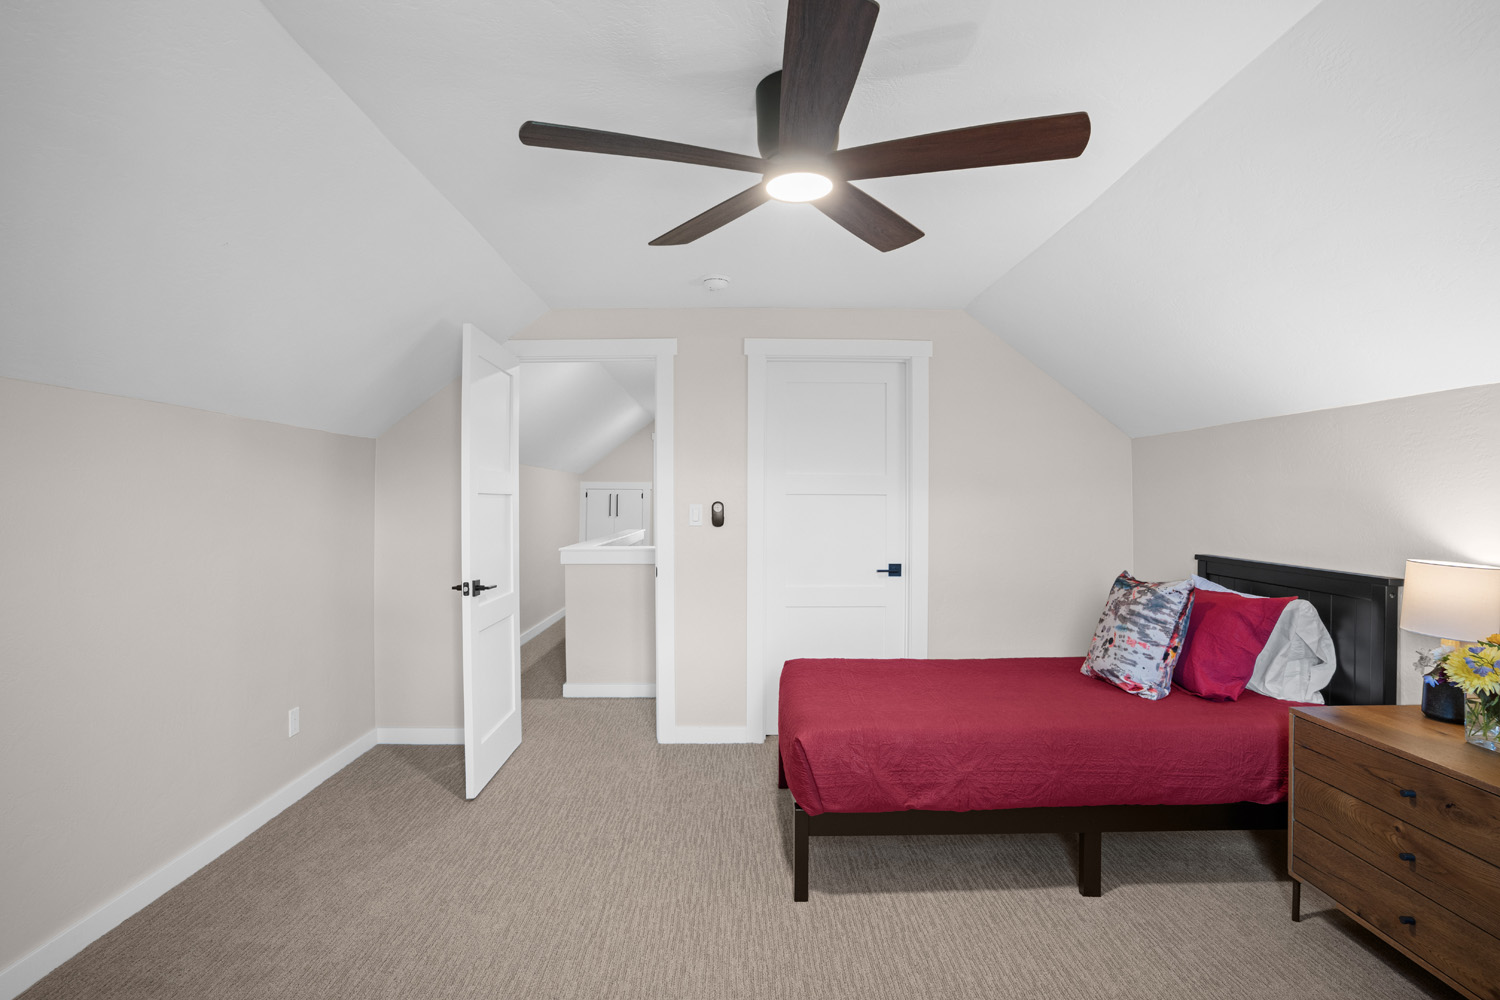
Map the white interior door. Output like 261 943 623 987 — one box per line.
762 359 908 733
460 323 523 799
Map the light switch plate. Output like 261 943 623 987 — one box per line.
688 503 703 526
288 707 300 737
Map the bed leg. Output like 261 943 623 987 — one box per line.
1078 831 1102 897
777 746 788 789
793 803 809 902
1291 878 1301 922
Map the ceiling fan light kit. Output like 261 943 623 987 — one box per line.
518 0 1091 252
765 171 833 202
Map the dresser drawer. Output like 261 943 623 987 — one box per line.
1295 717 1500 858
1294 823 1500 1000
1293 769 1500 939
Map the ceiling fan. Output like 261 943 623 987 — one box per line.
518 0 1090 252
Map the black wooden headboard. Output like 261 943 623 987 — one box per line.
1195 555 1403 706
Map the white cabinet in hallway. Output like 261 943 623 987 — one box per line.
580 482 651 542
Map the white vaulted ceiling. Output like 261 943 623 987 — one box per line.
4 0 1496 439
969 0 1500 437
520 361 656 474
257 0 1319 309
0 0 545 438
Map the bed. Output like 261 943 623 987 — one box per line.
777 555 1403 900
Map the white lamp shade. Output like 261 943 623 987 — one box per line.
1400 559 1500 641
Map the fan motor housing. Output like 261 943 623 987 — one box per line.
756 72 783 158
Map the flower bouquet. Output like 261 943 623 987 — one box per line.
1435 635 1500 751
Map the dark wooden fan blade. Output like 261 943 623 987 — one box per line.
649 185 771 245
814 182 923 252
519 122 766 173
833 112 1091 180
778 0 879 155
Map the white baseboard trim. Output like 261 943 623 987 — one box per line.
0 729 377 1000
562 682 656 698
658 725 761 744
376 727 463 745
520 608 565 646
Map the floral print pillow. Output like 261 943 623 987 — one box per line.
1081 572 1196 700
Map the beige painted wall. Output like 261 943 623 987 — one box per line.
1132 382 1500 705
373 380 461 729
521 309 1135 727
564 564 656 686
0 377 375 973
582 423 654 483
519 464 580 634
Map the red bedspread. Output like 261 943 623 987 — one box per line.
778 657 1303 816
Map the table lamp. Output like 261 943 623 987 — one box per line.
1400 559 1500 722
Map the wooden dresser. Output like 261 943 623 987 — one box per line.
1291 705 1500 1000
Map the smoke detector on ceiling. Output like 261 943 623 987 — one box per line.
702 274 731 292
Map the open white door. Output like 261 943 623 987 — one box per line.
460 323 523 799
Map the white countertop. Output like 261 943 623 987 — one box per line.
560 528 655 566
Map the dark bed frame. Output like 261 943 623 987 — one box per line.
781 555 1404 901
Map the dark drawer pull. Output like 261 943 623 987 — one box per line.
1399 852 1416 862
1399 789 1417 798
1398 916 1416 925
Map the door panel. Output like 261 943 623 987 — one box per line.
763 360 907 733
783 606 891 659
781 494 887 588
461 324 522 800
781 380 890 477
615 490 646 533
583 489 612 540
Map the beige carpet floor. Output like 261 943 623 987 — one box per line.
23 651 1458 999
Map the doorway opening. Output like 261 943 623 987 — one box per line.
508 339 679 743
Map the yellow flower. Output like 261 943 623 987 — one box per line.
1443 647 1500 696
1487 633 1500 645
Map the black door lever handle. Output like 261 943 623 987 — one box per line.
876 563 902 577
472 580 497 594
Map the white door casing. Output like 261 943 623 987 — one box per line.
460 324 524 799
506 339 682 742
746 339 931 739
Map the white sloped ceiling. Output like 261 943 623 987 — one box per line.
9 0 1492 440
256 0 1319 310
519 361 656 474
0 0 546 438
968 0 1500 437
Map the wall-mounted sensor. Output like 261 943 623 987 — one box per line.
711 501 724 527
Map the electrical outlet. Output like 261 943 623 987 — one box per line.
288 707 300 737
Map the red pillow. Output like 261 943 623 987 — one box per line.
1174 591 1294 701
